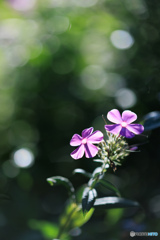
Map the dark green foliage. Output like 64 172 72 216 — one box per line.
0 193 11 204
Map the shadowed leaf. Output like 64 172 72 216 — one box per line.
47 176 75 202
99 179 121 197
144 111 160 130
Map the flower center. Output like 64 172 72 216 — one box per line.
82 138 87 144
121 121 128 128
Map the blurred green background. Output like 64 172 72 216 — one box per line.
0 0 160 239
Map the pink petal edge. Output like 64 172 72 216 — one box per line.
70 134 82 146
70 144 85 159
126 124 144 135
107 109 122 124
122 110 137 124
87 130 104 143
82 127 93 138
105 124 122 135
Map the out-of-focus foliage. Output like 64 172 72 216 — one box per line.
29 220 60 240
0 0 160 239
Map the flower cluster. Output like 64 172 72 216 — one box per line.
70 109 144 162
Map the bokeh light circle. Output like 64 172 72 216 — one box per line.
110 30 134 49
13 148 34 168
115 88 137 108
81 65 106 90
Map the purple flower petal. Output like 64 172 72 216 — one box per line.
87 130 104 143
129 146 138 151
82 127 93 138
70 145 84 159
120 127 135 138
84 142 98 158
105 124 122 135
126 124 144 135
70 134 82 146
122 110 137 124
107 109 122 124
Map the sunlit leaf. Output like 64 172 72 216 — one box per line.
93 160 109 169
94 197 139 209
143 111 160 130
47 176 75 202
92 167 103 178
59 201 94 232
82 187 97 214
75 185 87 203
93 159 104 163
88 167 104 188
73 168 91 178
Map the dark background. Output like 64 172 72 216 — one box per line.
0 0 160 239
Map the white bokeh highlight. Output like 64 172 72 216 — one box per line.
115 88 137 108
110 30 134 49
81 65 106 90
13 148 34 168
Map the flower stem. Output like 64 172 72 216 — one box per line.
56 203 78 239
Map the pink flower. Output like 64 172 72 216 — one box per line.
105 109 144 138
70 127 104 159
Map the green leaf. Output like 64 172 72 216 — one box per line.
99 179 121 197
72 168 91 178
93 159 104 163
92 167 103 178
47 176 75 202
88 167 104 188
59 201 94 232
94 197 140 209
82 187 97 214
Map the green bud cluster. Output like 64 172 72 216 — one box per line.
98 131 129 171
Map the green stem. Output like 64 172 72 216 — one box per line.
56 203 78 239
89 156 109 189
